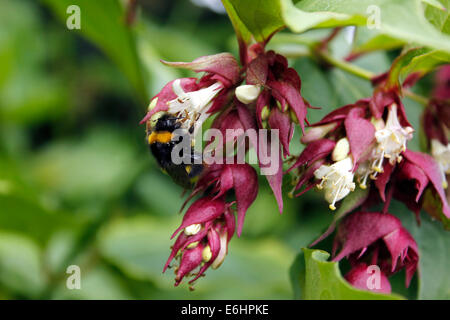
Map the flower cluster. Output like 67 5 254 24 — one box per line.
226 44 311 212
335 211 418 293
141 27 449 292
289 73 450 292
163 197 235 286
142 44 308 286
290 83 449 220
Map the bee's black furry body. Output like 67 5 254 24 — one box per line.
147 113 203 188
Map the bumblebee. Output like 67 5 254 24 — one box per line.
146 112 204 189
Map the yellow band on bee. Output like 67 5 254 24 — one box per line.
148 131 173 144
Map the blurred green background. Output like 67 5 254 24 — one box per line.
0 0 447 300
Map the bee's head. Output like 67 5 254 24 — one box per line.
147 112 181 133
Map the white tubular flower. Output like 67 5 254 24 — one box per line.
431 139 450 188
184 224 202 236
301 123 336 144
235 84 261 104
314 157 356 210
373 104 414 172
168 79 222 135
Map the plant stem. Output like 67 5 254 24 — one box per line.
318 50 430 106
403 89 429 107
317 50 375 80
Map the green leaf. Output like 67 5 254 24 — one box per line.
0 1 68 125
42 0 148 101
387 47 450 88
0 232 47 298
399 50 450 82
136 21 216 94
392 205 450 299
422 0 447 10
413 219 450 300
0 194 83 244
425 0 450 33
222 0 253 44
329 69 373 105
222 0 284 43
403 98 424 152
30 127 144 206
280 0 450 53
387 47 429 89
293 248 404 299
293 57 339 122
289 250 305 299
351 29 405 56
415 217 450 299
0 154 84 244
51 265 132 299
134 170 185 217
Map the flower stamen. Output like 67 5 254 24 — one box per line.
167 79 223 136
314 157 356 210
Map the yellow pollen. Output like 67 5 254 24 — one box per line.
373 166 383 173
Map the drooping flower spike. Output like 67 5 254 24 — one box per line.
163 196 236 286
332 211 419 290
232 45 312 213
240 46 309 138
291 93 450 220
145 45 306 285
